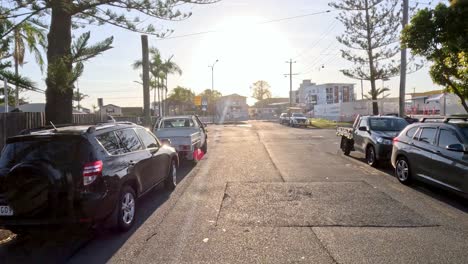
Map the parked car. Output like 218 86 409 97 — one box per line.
154 115 207 162
289 113 309 127
0 122 179 235
337 115 409 166
279 113 289 124
391 117 468 197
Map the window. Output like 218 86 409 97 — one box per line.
96 131 123 155
292 113 305 117
418 127 437 144
438 129 461 148
405 127 418 138
369 118 408 132
161 118 194 128
359 119 368 128
137 128 159 149
115 129 143 153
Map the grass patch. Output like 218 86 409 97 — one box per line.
309 118 351 129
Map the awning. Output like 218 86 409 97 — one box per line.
426 94 444 103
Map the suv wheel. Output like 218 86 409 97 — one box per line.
165 160 177 191
395 156 412 185
117 186 136 232
366 146 378 167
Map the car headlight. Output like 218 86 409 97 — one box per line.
376 137 392 145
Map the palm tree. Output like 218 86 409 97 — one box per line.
133 47 163 115
160 56 182 116
73 91 88 110
12 21 47 106
0 17 37 92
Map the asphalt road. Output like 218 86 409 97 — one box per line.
1 120 467 263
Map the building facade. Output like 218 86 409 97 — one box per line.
292 80 356 110
216 94 249 121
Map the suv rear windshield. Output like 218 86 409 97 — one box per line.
0 136 88 168
369 118 408 132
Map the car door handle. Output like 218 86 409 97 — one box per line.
433 150 441 154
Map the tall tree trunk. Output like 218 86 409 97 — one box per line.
364 0 379 115
45 1 73 124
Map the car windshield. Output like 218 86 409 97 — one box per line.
292 113 305 117
369 118 408 132
161 118 194 128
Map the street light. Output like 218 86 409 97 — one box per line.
209 59 219 123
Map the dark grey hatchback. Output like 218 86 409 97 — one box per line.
0 122 179 235
391 117 468 197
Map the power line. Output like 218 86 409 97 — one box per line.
293 20 338 60
159 10 334 40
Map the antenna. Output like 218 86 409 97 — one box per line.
49 121 58 131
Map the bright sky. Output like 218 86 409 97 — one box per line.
19 0 443 109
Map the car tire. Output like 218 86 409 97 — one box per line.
165 159 177 191
395 156 412 185
366 146 378 167
117 185 136 232
201 140 208 154
341 138 351 156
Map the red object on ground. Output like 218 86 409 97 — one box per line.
193 149 205 161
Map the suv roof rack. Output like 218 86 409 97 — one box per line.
420 117 445 123
19 123 75 135
443 117 468 123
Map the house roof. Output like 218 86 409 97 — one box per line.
409 90 443 98
101 104 121 108
221 93 247 98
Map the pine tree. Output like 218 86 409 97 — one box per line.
329 0 402 114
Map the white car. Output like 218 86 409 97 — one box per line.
154 115 208 162
279 113 289 125
289 113 309 127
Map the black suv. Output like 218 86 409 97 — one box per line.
391 117 468 197
0 122 179 234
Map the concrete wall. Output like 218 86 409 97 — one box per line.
313 99 399 122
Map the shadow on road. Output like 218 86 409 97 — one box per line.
344 153 468 214
0 162 195 264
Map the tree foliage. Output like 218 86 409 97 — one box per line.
402 0 468 113
251 80 272 101
167 86 195 114
0 12 36 91
329 0 403 114
1 0 217 124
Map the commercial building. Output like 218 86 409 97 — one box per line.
292 80 356 110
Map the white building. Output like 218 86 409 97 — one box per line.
216 94 249 122
292 80 356 110
99 104 123 116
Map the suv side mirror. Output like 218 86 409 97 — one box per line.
358 126 368 132
446 143 464 152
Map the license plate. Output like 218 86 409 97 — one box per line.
0 205 14 216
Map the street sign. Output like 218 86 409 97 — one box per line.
202 98 208 106
193 96 202 106
202 106 207 111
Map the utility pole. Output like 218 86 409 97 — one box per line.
284 59 297 107
399 0 409 117
141 35 151 127
209 59 219 123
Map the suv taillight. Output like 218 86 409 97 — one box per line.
393 137 400 144
83 160 103 186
